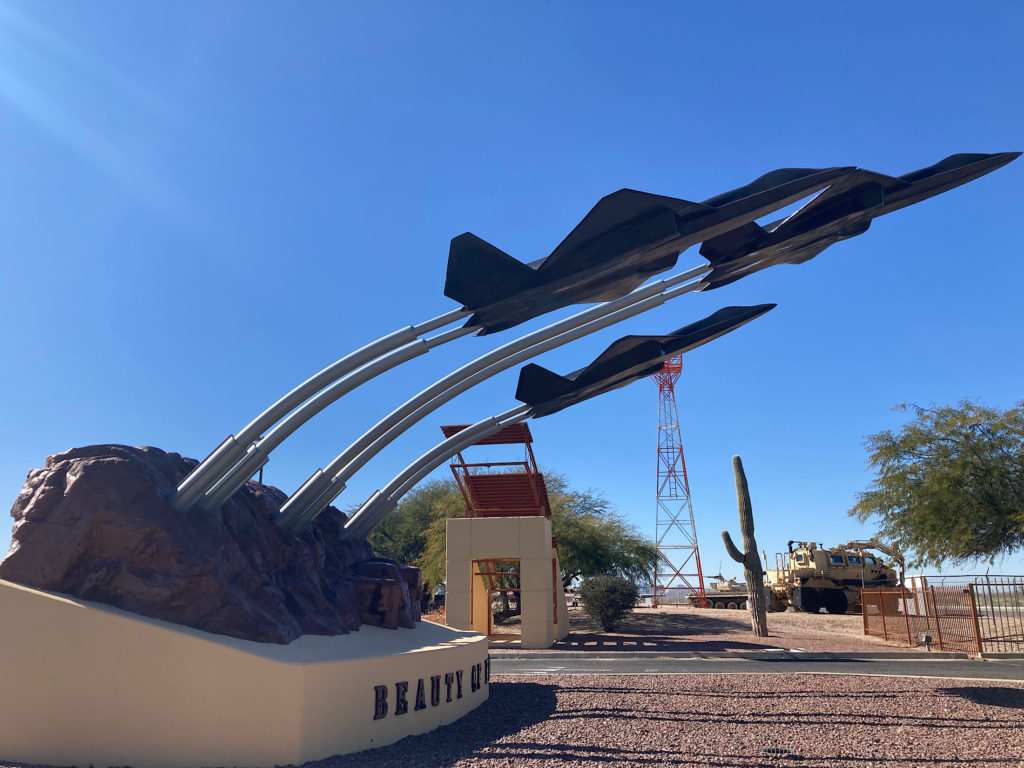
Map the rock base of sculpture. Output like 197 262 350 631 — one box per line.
0 579 489 768
0 445 421 641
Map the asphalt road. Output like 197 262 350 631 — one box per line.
492 655 1024 681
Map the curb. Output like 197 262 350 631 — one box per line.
978 653 1024 660
488 649 975 660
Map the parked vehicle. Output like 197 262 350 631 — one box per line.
764 540 904 614
688 573 749 609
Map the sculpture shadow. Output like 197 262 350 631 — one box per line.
937 685 1024 709
298 681 559 767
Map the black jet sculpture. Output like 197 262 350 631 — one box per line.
514 304 775 417
444 167 852 334
176 165 854 514
697 152 1021 290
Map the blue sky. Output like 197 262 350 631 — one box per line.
1 2 1022 580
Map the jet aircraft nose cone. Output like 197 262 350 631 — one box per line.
990 151 1023 170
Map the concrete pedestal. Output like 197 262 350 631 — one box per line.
445 516 570 648
0 580 489 768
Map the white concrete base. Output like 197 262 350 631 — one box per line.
0 580 489 768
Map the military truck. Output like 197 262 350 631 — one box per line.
764 540 904 614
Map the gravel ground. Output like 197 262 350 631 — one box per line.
4 674 1023 768
297 674 1024 768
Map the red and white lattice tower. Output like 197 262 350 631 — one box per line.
651 356 706 608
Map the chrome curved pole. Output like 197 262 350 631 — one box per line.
290 294 668 527
170 307 470 512
342 404 532 540
198 324 474 511
278 262 710 531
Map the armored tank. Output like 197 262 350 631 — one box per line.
764 540 904 614
689 574 749 609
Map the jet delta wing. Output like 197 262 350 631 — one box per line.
698 152 1020 290
443 166 852 334
515 304 775 417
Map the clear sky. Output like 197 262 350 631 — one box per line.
1 2 1022 580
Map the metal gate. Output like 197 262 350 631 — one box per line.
862 577 1024 654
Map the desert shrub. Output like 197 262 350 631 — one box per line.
578 574 639 631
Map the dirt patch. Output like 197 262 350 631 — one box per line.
494 603 925 653
422 606 445 624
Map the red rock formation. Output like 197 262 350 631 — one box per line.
0 445 419 643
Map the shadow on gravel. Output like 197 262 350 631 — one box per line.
452 741 774 767
753 657 869 664
296 681 558 767
536 680 1017 729
557 683 1007 704
939 685 1024 709
551 610 776 652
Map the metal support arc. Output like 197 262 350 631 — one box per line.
347 491 389 538
342 404 532 539
348 272 705 477
282 270 708 530
238 307 470 444
172 436 248 511
345 499 398 542
423 325 472 349
348 405 530 536
258 337 429 450
170 307 470 512
285 297 664 529
386 407 531 507
273 280 671 528
196 325 474 512
281 265 709 531
341 289 678 484
287 469 328 513
200 444 270 512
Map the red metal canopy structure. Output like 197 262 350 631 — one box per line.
440 423 550 518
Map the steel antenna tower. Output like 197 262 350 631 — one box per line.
651 357 706 608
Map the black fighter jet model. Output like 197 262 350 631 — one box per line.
444 167 852 334
514 304 775 417
697 152 1020 290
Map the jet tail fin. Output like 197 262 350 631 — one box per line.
514 363 574 408
443 233 537 310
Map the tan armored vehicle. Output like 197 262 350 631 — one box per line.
689 574 749 609
765 540 904 614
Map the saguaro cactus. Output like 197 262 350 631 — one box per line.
721 455 769 637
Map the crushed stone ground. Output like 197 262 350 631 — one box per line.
304 674 1024 768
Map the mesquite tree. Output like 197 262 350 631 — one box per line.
851 400 1024 567
721 455 769 637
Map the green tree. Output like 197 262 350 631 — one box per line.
850 400 1024 568
368 478 463 591
368 471 656 589
546 474 656 587
418 512 450 591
